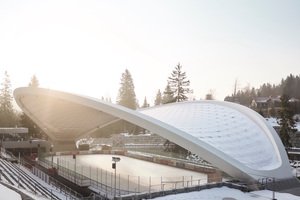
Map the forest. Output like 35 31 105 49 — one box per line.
232 74 300 104
230 74 300 114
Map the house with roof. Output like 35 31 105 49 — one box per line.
250 96 282 117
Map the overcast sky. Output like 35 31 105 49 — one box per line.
1 0 299 106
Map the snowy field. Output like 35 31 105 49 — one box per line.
154 186 300 200
2 183 300 200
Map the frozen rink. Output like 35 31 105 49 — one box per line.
48 154 207 192
44 154 300 199
50 154 209 192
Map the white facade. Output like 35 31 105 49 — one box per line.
13 87 293 181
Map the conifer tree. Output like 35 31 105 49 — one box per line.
28 74 40 87
116 69 139 134
142 96 149 108
154 89 163 106
116 69 137 110
168 63 192 102
162 83 175 104
0 71 15 126
277 94 297 147
20 74 45 138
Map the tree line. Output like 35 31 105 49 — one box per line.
0 71 43 139
228 74 300 148
230 74 300 109
0 67 299 141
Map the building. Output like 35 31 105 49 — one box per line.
14 87 294 183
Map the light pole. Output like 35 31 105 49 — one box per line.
73 153 76 184
112 157 121 199
30 140 32 156
50 144 54 167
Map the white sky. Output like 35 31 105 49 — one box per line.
0 0 299 106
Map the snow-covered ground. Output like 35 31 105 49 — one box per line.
154 186 300 200
0 182 49 200
2 183 300 200
0 184 21 200
266 117 300 131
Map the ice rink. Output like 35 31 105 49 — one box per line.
51 154 209 192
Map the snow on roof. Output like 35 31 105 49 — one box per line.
254 97 271 103
141 102 280 170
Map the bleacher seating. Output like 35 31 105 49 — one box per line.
0 148 61 200
87 134 167 148
0 158 60 199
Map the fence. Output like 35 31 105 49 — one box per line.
19 159 84 199
31 166 84 200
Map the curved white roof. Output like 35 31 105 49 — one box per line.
140 102 280 171
13 87 292 181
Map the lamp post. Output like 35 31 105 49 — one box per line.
50 144 54 167
112 157 121 199
73 153 76 184
30 140 32 156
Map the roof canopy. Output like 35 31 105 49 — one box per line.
13 87 292 181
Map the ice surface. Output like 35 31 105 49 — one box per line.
52 154 208 192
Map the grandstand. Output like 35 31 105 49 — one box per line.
82 134 167 150
0 148 90 199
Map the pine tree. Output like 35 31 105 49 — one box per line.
277 94 297 147
162 83 175 104
154 89 163 106
205 94 213 100
116 69 137 110
0 71 15 127
19 75 44 138
141 96 149 108
116 69 139 134
28 74 40 87
168 63 192 102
